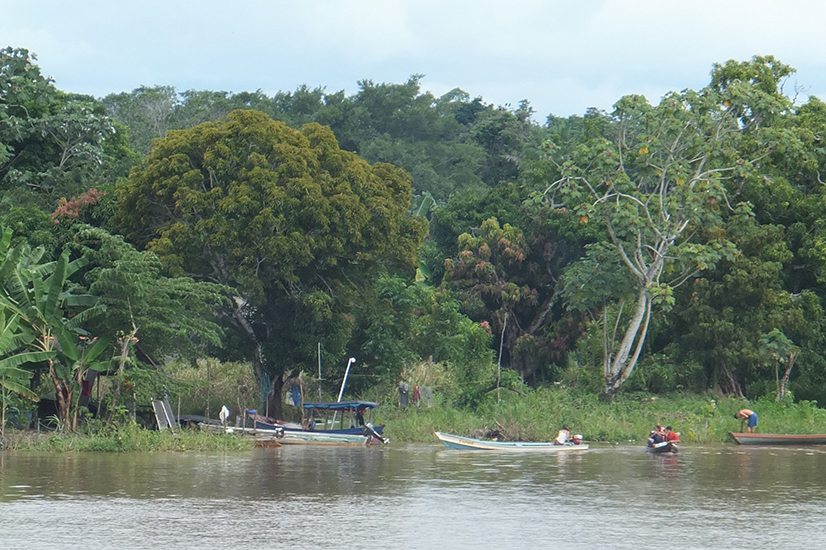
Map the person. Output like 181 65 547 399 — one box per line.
356 408 365 427
305 417 315 431
665 426 680 442
364 422 389 444
734 409 758 433
649 425 665 445
555 424 572 445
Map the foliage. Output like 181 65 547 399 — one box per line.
164 358 257 418
6 421 255 452
6 49 826 420
350 276 502 397
116 109 427 419
103 78 546 201
0 228 104 431
0 48 131 211
378 386 826 444
444 217 553 382
0 305 53 439
539 57 799 398
74 226 227 361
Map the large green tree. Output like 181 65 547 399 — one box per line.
543 57 799 399
116 109 426 418
0 48 130 211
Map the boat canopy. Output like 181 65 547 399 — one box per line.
303 401 377 411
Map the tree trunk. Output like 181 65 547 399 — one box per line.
70 368 85 432
776 351 799 401
1 390 6 444
107 326 138 424
267 375 284 421
49 361 72 432
602 284 652 398
231 297 284 421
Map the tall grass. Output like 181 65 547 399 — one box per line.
165 358 258 419
4 423 255 452
378 387 826 444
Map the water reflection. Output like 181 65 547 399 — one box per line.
2 445 826 549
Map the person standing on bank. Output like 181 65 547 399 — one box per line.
734 409 758 433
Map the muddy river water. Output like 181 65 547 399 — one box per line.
2 443 825 549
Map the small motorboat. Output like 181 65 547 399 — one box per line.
434 431 588 452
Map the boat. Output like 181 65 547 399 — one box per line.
275 430 377 446
434 431 589 452
250 401 385 436
201 423 383 446
646 440 678 453
198 423 284 447
728 432 826 445
246 401 389 445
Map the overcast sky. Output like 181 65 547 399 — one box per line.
6 1 826 121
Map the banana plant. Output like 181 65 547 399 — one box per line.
0 237 105 431
55 332 111 430
0 308 55 441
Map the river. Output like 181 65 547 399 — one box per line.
2 443 825 549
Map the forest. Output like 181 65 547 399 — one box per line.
2 45 826 438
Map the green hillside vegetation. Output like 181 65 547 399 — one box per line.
3 46 826 447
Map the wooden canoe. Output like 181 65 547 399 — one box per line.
646 440 678 453
434 431 589 452
728 432 826 445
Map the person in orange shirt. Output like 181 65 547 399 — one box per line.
734 409 757 433
665 426 680 442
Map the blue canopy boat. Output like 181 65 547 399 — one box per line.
249 401 386 439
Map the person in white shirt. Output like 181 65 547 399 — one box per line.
555 424 572 445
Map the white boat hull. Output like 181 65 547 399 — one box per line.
435 431 589 452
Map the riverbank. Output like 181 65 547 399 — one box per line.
380 389 826 444
5 390 826 451
2 423 256 452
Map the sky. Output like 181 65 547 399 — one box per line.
6 0 826 121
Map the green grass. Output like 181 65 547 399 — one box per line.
4 423 256 452
378 388 826 444
6 387 826 451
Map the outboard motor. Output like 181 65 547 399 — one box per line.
364 422 389 444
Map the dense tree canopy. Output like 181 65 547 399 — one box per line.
116 109 427 417
541 57 802 398
0 48 135 212
6 46 826 430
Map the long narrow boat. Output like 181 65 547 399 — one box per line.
729 432 826 445
434 431 589 452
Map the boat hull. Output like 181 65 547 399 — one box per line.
729 432 826 445
202 424 379 446
646 441 678 453
254 419 385 436
435 431 588 452
276 430 373 446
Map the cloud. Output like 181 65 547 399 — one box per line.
4 0 826 118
